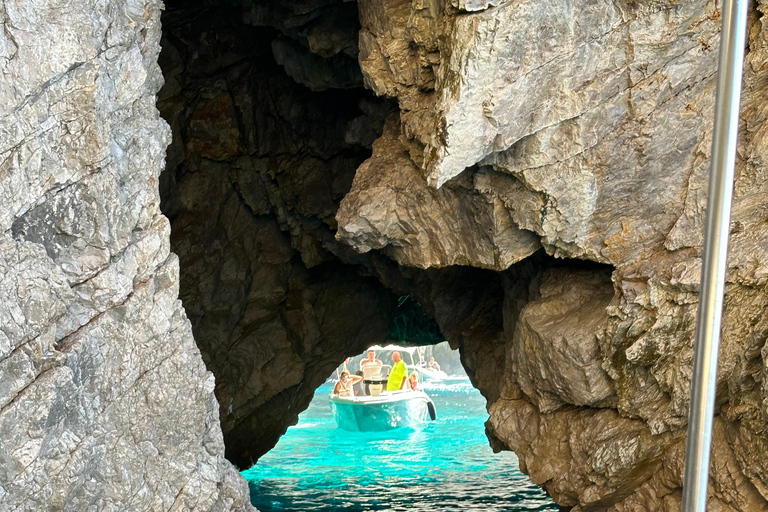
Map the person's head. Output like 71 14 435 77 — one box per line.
341 370 350 380
429 357 435 363
367 350 375 360
392 351 401 363
409 373 417 381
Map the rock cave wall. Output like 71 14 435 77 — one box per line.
157 0 402 467
3 0 768 511
335 0 768 510
0 0 252 510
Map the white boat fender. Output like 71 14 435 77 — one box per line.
427 400 437 421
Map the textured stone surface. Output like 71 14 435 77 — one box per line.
158 2 398 468
338 0 768 509
337 115 541 269
5 0 768 509
0 0 252 510
512 268 616 413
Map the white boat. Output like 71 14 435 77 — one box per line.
413 366 448 381
329 344 437 431
329 389 436 431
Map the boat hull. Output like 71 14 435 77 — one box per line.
329 391 435 431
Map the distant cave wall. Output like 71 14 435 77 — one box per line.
157 1 403 468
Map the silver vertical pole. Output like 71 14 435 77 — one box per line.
681 0 749 509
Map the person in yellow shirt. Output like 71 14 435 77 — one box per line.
387 351 408 391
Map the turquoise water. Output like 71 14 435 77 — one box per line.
243 377 558 511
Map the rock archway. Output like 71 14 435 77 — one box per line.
156 0 556 470
157 1 768 510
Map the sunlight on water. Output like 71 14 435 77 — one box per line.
243 377 558 511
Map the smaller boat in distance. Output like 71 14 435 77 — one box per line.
413 366 448 382
329 345 437 431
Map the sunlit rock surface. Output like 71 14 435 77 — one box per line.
337 115 541 269
0 0 252 510
338 0 768 509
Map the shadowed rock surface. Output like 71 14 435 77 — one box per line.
158 1 400 468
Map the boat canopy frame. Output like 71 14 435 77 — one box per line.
366 344 420 355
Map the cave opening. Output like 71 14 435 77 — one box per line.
240 341 547 512
155 0 575 509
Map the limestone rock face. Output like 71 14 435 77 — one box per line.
337 115 541 269
5 0 768 509
338 0 768 509
512 269 616 413
0 1 252 510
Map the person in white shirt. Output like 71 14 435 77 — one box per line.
333 371 362 397
360 350 382 370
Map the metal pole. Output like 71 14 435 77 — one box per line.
681 0 749 509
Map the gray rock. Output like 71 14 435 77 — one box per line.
337 115 541 269
512 269 616 413
341 0 768 508
5 0 768 509
0 0 253 510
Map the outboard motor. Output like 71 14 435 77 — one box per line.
363 366 387 396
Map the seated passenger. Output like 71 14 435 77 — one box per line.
428 357 441 372
407 372 419 391
334 370 362 397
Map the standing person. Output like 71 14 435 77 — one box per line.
360 350 384 395
387 351 408 391
360 350 382 370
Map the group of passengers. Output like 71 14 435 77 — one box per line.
332 350 440 397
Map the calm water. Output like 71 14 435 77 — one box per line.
243 377 558 511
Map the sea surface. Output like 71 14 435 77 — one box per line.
243 376 558 512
